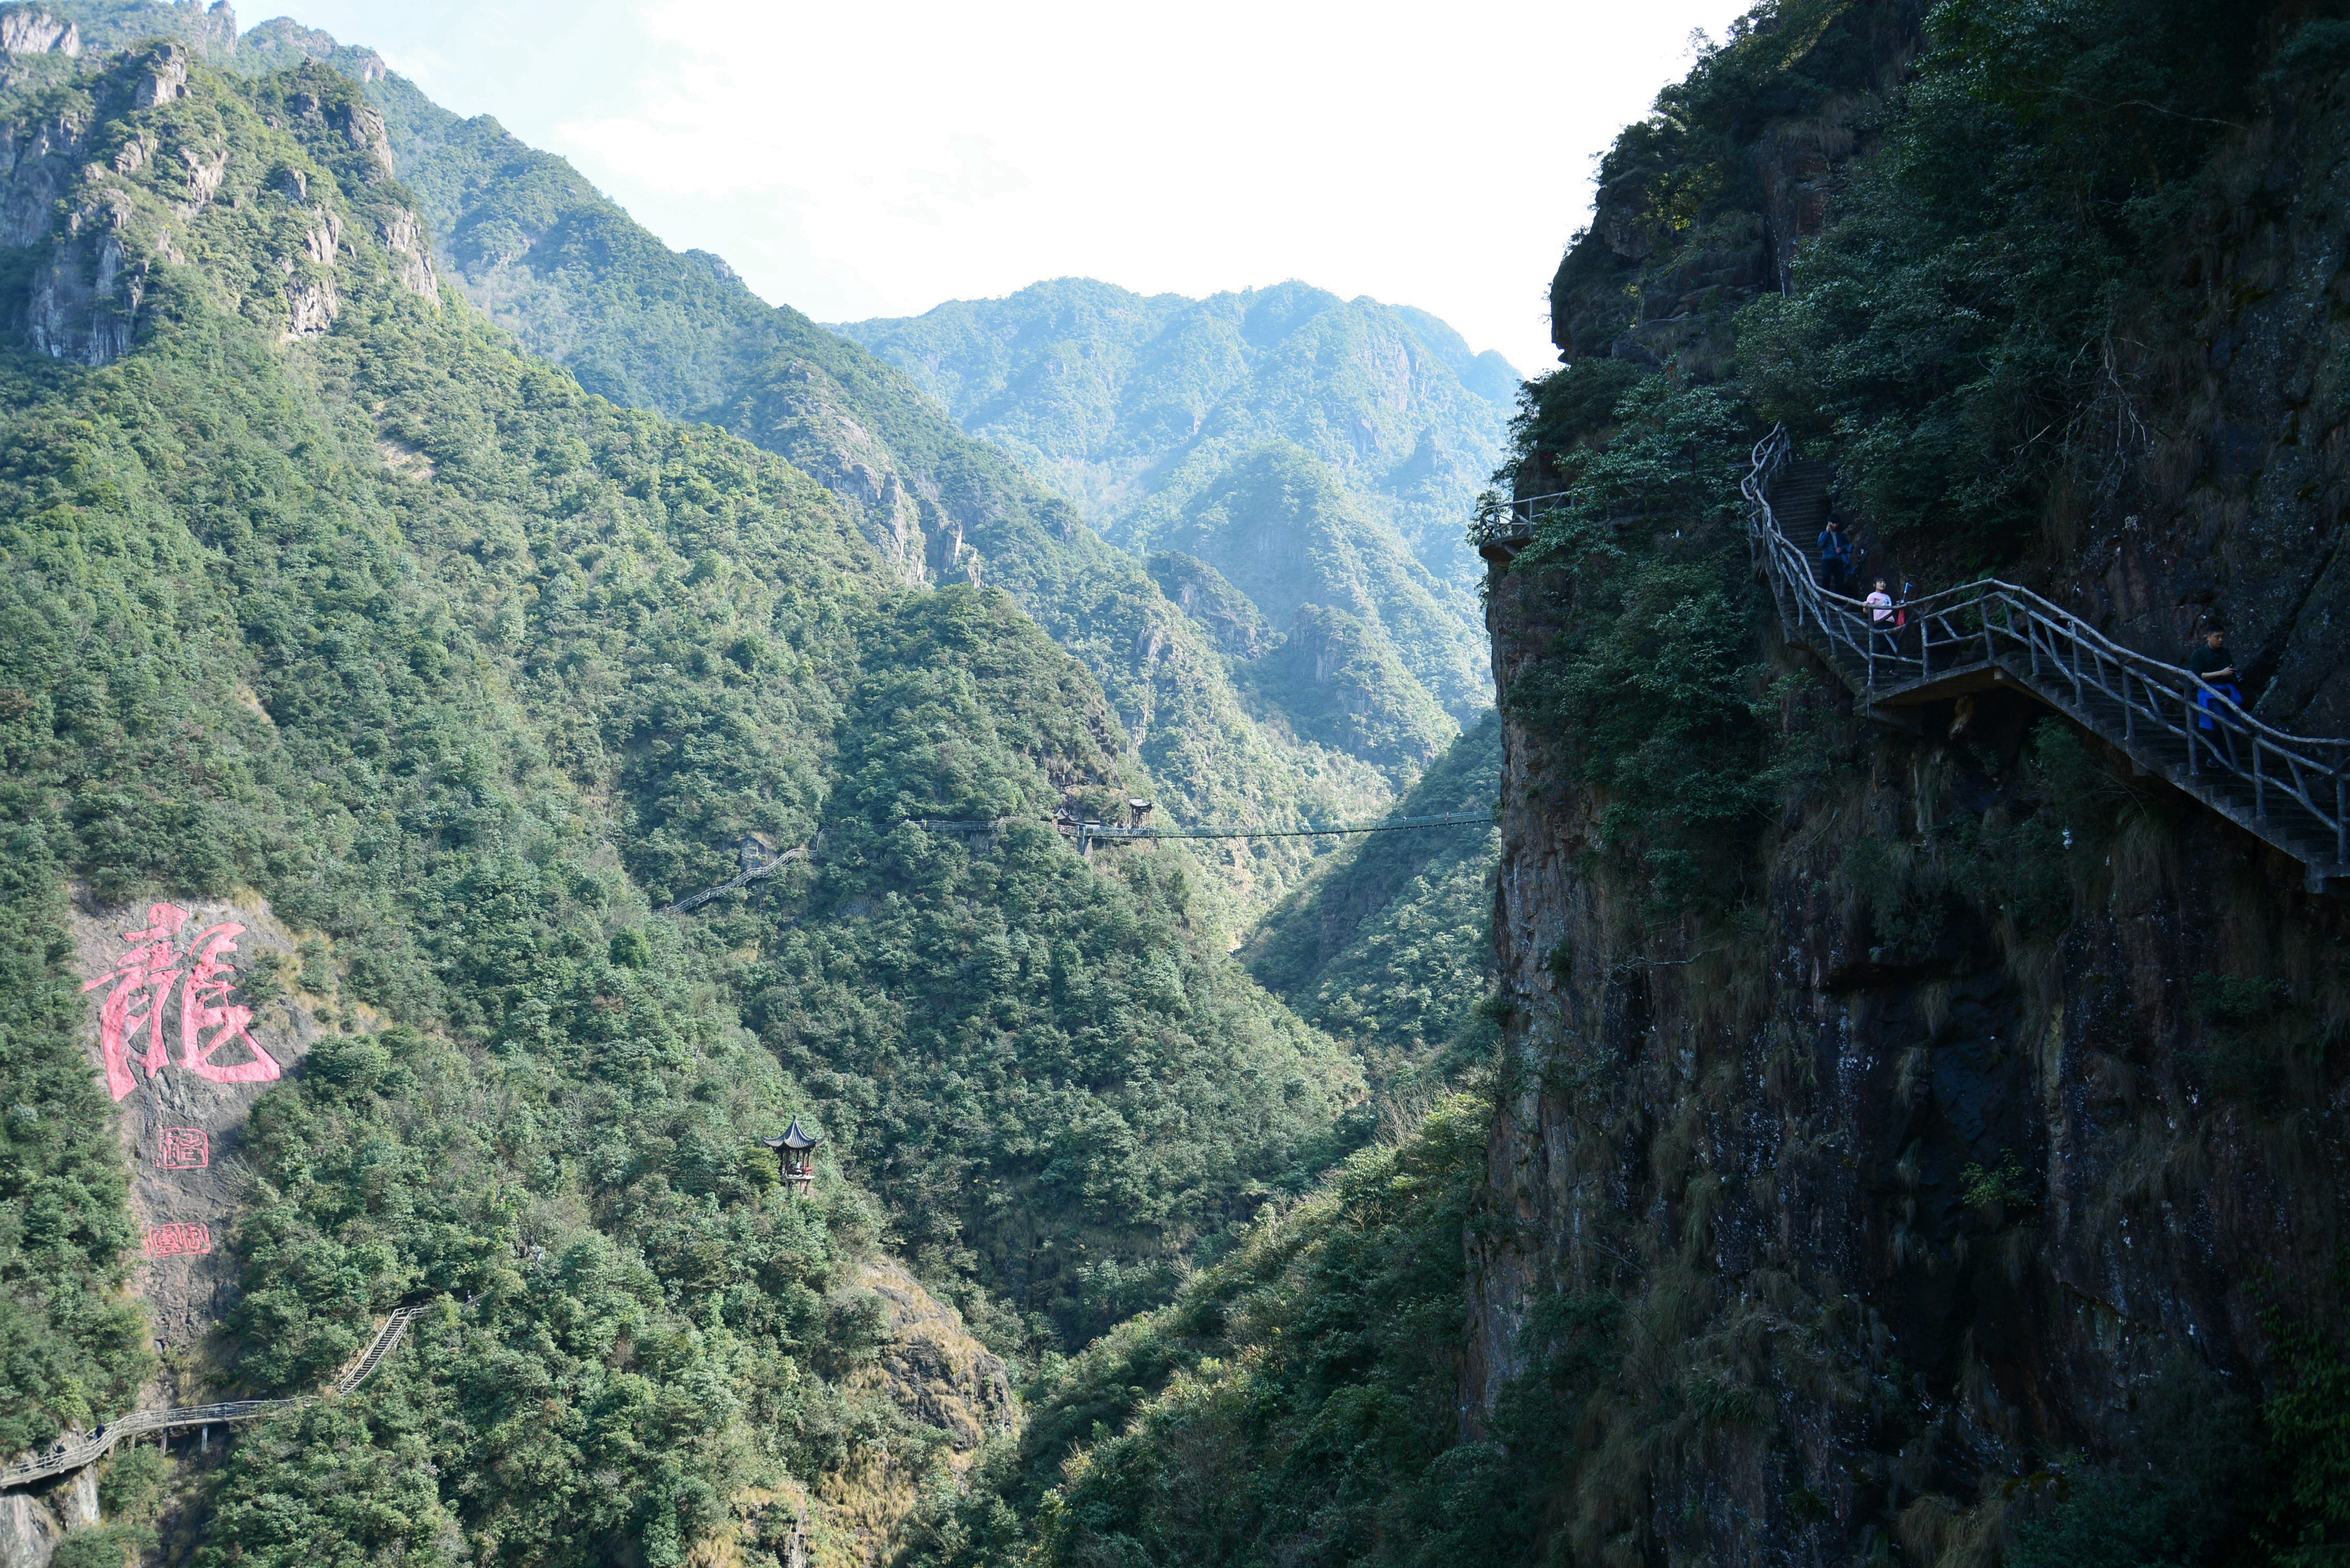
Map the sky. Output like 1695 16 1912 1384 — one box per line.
278 0 1757 376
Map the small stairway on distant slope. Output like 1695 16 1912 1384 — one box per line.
1743 428 2349 894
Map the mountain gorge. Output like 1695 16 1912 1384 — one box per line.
14 2 2347 1568
0 13 1505 1566
907 3 2350 1566
335 60 1516 913
843 279 1502 776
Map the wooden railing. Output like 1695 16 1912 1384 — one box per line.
1742 425 2350 886
0 1306 428 1490
1472 488 1572 546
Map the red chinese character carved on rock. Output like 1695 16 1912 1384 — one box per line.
82 905 282 1100
82 903 189 1101
144 1223 212 1258
155 1127 210 1169
178 923 280 1087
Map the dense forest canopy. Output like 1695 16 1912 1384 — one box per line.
0 30 1498 1567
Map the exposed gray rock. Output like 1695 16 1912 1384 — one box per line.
339 99 393 181
0 109 87 246
383 206 440 303
52 1472 94 1534
29 232 141 365
284 270 336 336
301 203 341 266
0 6 77 57
0 1493 59 1568
175 143 226 216
132 42 187 108
175 1 237 56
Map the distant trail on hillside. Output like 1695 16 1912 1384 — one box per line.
0 1307 428 1491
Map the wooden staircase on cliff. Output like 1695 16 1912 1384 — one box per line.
1742 426 2350 895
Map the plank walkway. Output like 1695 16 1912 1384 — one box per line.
1 1306 429 1491
1477 432 2349 893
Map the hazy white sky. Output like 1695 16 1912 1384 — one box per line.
280 0 1755 375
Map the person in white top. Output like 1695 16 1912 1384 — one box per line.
1865 579 1896 658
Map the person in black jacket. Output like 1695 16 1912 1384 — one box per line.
2188 627 2242 767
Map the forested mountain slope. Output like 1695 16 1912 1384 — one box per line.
74 16 1449 914
840 280 1512 596
0 34 1369 1566
916 2 2350 1565
350 78 1400 912
839 279 1502 736
1240 714 1500 1085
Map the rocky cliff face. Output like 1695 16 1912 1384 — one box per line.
1474 544 2347 1558
0 7 79 60
2 42 440 365
1473 4 2350 1558
2055 60 2350 737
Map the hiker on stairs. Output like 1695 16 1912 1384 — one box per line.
2188 625 2244 767
1818 516 1855 595
1865 579 1897 658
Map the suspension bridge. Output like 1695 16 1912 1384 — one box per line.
1066 808 1494 851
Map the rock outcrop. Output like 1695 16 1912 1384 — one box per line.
0 6 76 58
0 1493 59 1568
28 229 142 364
816 1259 1017 1565
0 106 86 246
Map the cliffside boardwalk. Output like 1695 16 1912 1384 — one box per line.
1479 432 2350 893
0 1306 429 1491
1742 427 2350 893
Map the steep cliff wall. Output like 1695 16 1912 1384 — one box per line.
1473 1 2350 1560
1478 546 2347 1561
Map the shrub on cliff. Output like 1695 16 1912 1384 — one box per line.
1506 376 1782 914
1742 0 2269 566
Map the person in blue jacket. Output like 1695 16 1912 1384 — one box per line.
1818 516 1854 595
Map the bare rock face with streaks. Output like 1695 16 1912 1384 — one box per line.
70 891 331 1354
0 6 77 58
0 1494 59 1568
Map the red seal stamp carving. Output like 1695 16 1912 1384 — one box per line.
144 1223 212 1258
155 1127 210 1169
